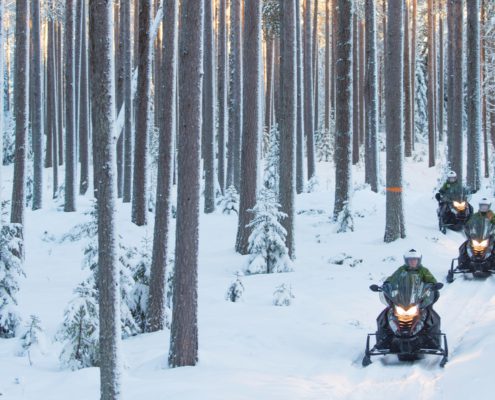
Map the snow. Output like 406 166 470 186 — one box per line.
1 147 495 399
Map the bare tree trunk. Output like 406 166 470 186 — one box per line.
57 23 64 166
481 0 489 178
325 0 330 134
333 0 353 220
279 0 297 259
116 1 125 199
384 0 406 242
168 0 204 368
296 0 305 193
227 0 242 191
451 0 464 183
304 0 316 179
217 0 227 194
132 0 152 226
438 12 444 143
79 0 89 195
89 2 122 397
447 0 454 166
265 38 274 133
352 11 359 165
411 0 417 148
427 0 436 167
49 15 59 198
32 0 43 210
359 19 365 146
466 0 481 191
203 0 216 213
235 0 262 255
403 0 412 157
273 39 281 125
11 0 29 257
365 0 378 193
312 0 319 137
147 0 177 333
123 0 133 202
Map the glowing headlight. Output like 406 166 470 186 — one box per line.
395 305 419 317
453 201 466 211
472 239 489 252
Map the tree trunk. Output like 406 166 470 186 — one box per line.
265 38 274 134
31 0 43 210
411 0 417 148
132 0 152 226
352 12 360 165
0 0 4 208
384 0 406 243
304 0 316 179
217 0 227 194
11 0 29 257
168 0 203 368
451 0 464 184
427 0 436 167
89 2 122 397
203 0 216 214
123 0 133 203
235 0 262 255
403 0 412 157
57 23 64 166
359 20 365 146
481 0 489 178
279 0 297 259
438 13 444 143
79 0 89 195
324 0 330 134
312 0 319 137
116 1 125 199
49 15 59 198
296 0 305 193
147 0 177 333
65 0 77 212
227 0 242 191
333 0 353 220
466 0 481 191
365 0 378 193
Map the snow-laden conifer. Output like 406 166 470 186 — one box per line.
58 281 99 370
225 273 245 302
263 123 279 193
0 223 24 338
18 315 45 365
245 188 293 274
218 186 240 215
273 283 295 306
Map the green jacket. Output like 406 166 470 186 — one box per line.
466 210 495 227
438 181 463 199
385 265 437 285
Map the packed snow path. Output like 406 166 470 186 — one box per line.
1 156 495 399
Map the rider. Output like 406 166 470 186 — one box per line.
435 170 461 204
466 197 495 228
376 250 440 349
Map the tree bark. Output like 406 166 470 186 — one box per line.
79 0 89 195
352 12 360 165
116 1 125 199
132 0 152 226
279 0 297 259
466 0 481 191
333 0 353 219
89 2 122 397
296 0 305 193
324 0 330 134
217 0 227 194
203 0 216 214
11 0 29 255
365 0 379 193
403 0 412 157
147 0 177 333
427 0 436 167
411 0 417 148
168 0 203 368
57 23 64 166
384 0 406 242
235 0 262 255
313 0 319 137
304 0 316 179
265 38 274 134
438 12 444 143
123 0 133 203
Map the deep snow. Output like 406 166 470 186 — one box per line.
1 149 495 400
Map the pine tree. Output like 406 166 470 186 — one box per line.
0 224 24 338
218 186 240 215
19 315 44 365
264 124 280 193
218 0 228 194
245 188 294 275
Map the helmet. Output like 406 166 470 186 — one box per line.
404 249 422 268
447 170 457 183
479 197 491 213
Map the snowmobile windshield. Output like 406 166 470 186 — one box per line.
382 272 436 310
444 186 470 203
465 218 495 241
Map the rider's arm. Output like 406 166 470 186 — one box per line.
420 267 437 284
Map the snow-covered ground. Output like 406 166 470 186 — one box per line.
2 150 495 399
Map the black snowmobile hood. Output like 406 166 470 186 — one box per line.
382 272 436 310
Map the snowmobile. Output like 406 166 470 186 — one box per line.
437 188 473 234
362 274 448 367
447 217 495 282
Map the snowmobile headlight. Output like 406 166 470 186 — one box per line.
453 201 466 211
394 305 418 317
471 239 489 252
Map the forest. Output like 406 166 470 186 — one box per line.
1 0 495 399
